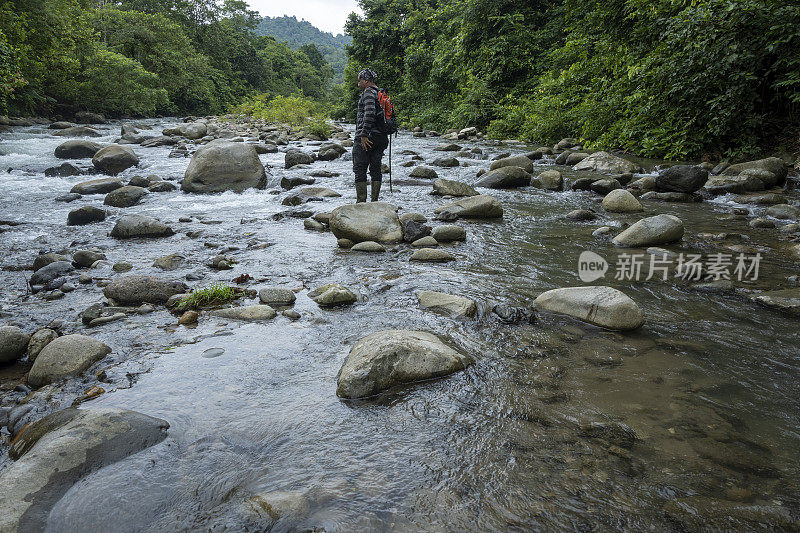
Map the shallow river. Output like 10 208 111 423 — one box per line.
0 119 798 531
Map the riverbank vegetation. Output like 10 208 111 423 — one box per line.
345 0 800 160
0 0 335 117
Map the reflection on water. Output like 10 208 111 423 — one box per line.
0 121 798 530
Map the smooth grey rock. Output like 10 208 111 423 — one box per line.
70 178 124 195
30 261 73 286
258 287 296 306
602 189 643 212
431 224 466 242
54 140 102 159
351 241 386 252
613 214 684 247
409 166 438 179
434 195 503 219
285 149 314 169
0 326 30 364
534 286 645 330
722 157 788 185
409 248 455 262
476 166 531 188
329 202 403 243
0 408 168 532
317 143 346 161
573 151 640 174
103 275 187 305
26 329 58 362
72 250 106 267
27 334 111 387
412 236 438 247
489 155 534 173
531 170 563 190
210 305 277 321
53 126 101 137
656 165 708 193
308 283 357 307
336 330 472 398
32 253 68 272
432 178 477 197
110 214 174 239
182 142 268 193
765 204 800 220
152 253 185 271
417 290 476 318
103 186 147 208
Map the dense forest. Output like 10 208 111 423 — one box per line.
0 0 334 117
255 16 350 83
345 0 800 160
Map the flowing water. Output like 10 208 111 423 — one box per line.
0 119 799 531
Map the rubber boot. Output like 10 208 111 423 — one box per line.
355 181 367 203
370 180 381 202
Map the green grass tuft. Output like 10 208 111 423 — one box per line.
176 282 236 311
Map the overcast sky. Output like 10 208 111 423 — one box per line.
246 0 362 35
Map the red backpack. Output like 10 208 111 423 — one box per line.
376 88 398 135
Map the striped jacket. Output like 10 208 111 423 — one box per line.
356 86 380 138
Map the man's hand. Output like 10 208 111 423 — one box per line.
360 136 373 150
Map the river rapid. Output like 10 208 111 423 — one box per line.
0 117 799 531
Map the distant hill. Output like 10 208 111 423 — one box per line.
255 16 351 83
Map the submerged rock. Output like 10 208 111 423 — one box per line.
612 214 684 247
27 334 111 387
329 202 403 243
751 288 800 315
417 290 477 318
351 240 386 252
336 330 472 398
182 141 268 193
0 408 168 532
410 248 455 262
534 286 645 330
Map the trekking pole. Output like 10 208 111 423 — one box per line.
388 135 393 193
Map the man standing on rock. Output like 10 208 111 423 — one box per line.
353 68 389 202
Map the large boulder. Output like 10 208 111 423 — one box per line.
103 275 187 305
110 214 174 239
534 286 644 330
0 326 30 364
434 195 503 219
67 206 106 226
0 408 168 532
602 189 643 212
722 157 788 185
182 142 268 193
417 291 477 318
573 151 640 174
103 186 148 207
92 144 139 175
70 177 124 195
336 330 472 398
27 334 111 387
54 140 102 159
476 166 531 188
432 178 477 197
656 165 708 193
612 214 684 247
285 149 314 169
329 202 403 243
489 155 534 173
